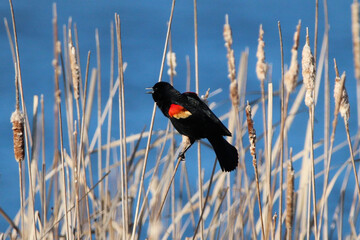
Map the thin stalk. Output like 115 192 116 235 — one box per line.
344 121 360 201
9 0 37 238
41 95 46 231
193 0 203 238
320 0 330 237
193 158 217 240
78 51 93 239
104 21 114 231
309 106 318 239
130 1 176 238
266 82 273 240
278 21 285 239
156 157 182 220
18 161 24 238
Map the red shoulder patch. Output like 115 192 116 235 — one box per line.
168 104 192 119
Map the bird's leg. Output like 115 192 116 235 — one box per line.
178 136 195 160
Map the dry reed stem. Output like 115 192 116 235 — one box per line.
51 4 70 238
130 1 176 238
192 158 217 240
8 0 38 238
104 22 114 237
95 30 103 236
318 59 344 239
245 102 265 240
40 95 46 232
116 13 130 239
277 21 285 240
301 28 318 239
256 26 269 208
321 1 330 238
265 82 273 239
193 1 204 238
339 73 360 203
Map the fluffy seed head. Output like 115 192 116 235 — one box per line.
256 24 267 82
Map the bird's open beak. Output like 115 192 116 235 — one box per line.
145 87 154 94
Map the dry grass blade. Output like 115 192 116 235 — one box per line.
130 1 176 239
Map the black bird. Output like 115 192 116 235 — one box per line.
148 82 238 172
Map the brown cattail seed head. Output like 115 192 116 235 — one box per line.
230 81 239 108
11 110 25 162
285 21 301 93
245 102 256 157
302 28 315 107
256 24 267 82
286 159 295 230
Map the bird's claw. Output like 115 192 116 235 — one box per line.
178 152 186 161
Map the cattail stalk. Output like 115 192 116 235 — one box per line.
224 15 239 110
318 59 344 237
68 29 81 125
256 25 269 193
301 27 318 239
130 1 176 239
286 150 295 240
339 73 360 202
245 102 265 240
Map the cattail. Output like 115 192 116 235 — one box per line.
68 30 80 100
352 0 360 80
333 60 344 117
245 102 266 239
148 176 163 240
223 15 239 108
302 28 316 107
285 20 301 93
286 155 295 233
245 102 256 158
256 24 267 82
11 110 25 162
338 73 350 122
166 51 177 76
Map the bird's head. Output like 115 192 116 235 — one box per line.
146 82 179 103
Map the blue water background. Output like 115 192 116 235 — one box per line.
0 0 358 235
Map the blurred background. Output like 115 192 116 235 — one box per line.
0 0 357 234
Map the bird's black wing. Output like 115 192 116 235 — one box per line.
179 92 232 137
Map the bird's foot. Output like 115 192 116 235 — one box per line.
178 152 186 161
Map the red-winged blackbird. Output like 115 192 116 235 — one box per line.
148 82 238 172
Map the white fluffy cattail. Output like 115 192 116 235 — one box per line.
338 73 350 122
302 28 315 107
68 30 80 100
256 25 267 82
166 51 177 76
352 0 360 80
285 21 301 93
223 15 239 108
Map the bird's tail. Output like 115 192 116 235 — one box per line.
207 136 238 172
